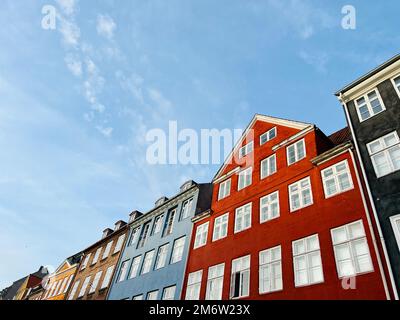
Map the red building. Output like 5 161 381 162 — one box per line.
182 115 393 300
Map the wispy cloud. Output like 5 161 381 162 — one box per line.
65 54 82 77
299 50 329 72
96 14 117 40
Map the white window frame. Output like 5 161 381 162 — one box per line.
155 244 169 270
331 220 374 278
129 256 142 278
129 227 141 247
80 253 91 271
181 198 194 220
185 270 203 300
260 191 280 223
89 271 103 294
390 214 400 252
260 127 277 145
289 177 313 212
259 245 283 294
68 280 80 300
234 203 252 234
100 265 115 289
171 237 186 264
113 234 126 254
141 250 155 274
78 276 91 298
260 154 277 179
392 74 400 98
162 286 176 300
206 263 225 300
239 141 254 159
132 294 144 300
287 139 306 165
153 214 164 234
367 131 400 178
102 241 113 260
213 213 229 242
147 290 159 300
230 255 251 299
321 160 354 198
194 222 209 249
355 88 386 122
237 167 252 191
218 179 231 200
118 260 130 282
91 247 102 265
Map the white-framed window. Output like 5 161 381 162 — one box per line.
163 209 177 236
113 234 126 254
185 270 203 300
129 256 142 278
392 74 400 97
138 222 151 247
129 227 141 246
118 260 130 282
239 141 254 158
238 167 252 191
261 154 277 179
367 131 400 178
235 203 252 233
53 281 62 297
153 215 164 234
162 286 176 300
80 253 91 271
260 191 280 223
68 280 80 300
259 246 282 294
78 276 91 298
100 265 115 289
355 89 386 122
92 247 102 265
287 139 306 165
181 198 194 220
292 234 324 287
213 213 229 242
260 127 277 145
194 222 209 249
321 160 354 198
58 277 68 295
155 244 169 270
89 271 102 294
206 263 225 300
63 274 73 294
147 290 159 300
331 220 373 278
102 241 113 260
289 177 313 212
230 255 250 299
218 179 231 200
141 250 155 274
171 237 186 263
132 294 143 300
390 214 400 252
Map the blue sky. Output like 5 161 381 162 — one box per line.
0 0 399 289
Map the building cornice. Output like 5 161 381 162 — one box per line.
311 142 353 166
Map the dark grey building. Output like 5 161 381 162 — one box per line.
336 54 400 299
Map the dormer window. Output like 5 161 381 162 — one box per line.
260 127 277 145
355 89 386 122
239 142 253 159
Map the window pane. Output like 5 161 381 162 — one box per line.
389 146 400 170
372 153 391 177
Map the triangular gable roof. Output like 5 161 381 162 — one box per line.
213 114 313 181
53 260 73 274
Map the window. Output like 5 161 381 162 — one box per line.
152 215 164 235
163 208 177 236
259 246 282 294
355 89 385 122
129 227 141 247
185 270 203 300
162 286 176 300
260 191 280 223
322 160 354 198
171 237 186 264
102 241 113 260
129 256 142 278
230 255 250 299
213 213 229 241
118 260 130 282
132 294 143 300
181 198 194 220
92 247 102 265
234 203 252 233
238 167 252 191
194 222 209 249
392 75 400 97
68 280 80 300
142 250 155 274
113 234 126 254
100 265 115 289
390 215 400 251
289 177 313 212
206 263 224 300
78 276 91 298
80 253 91 271
260 154 277 179
155 244 169 270
239 141 254 158
287 139 306 165
367 131 400 178
293 234 324 287
89 271 102 294
147 290 159 300
63 274 73 294
260 127 277 145
138 222 151 248
331 221 373 277
218 179 231 200
58 277 68 295
53 281 62 297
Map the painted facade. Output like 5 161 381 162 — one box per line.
107 181 212 300
182 115 392 300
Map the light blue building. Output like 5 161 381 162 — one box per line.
107 181 212 300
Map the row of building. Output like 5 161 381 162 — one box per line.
1 55 399 301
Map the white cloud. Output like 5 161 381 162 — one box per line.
147 88 172 113
58 17 80 47
299 50 329 73
96 15 117 40
96 126 113 138
57 0 77 16
64 54 82 77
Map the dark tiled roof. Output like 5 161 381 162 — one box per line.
328 127 352 146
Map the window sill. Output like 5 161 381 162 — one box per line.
234 226 252 234
358 109 386 123
324 187 354 200
290 202 314 213
260 216 280 224
259 288 283 296
294 280 324 289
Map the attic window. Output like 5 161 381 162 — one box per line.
239 142 254 159
260 127 277 145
